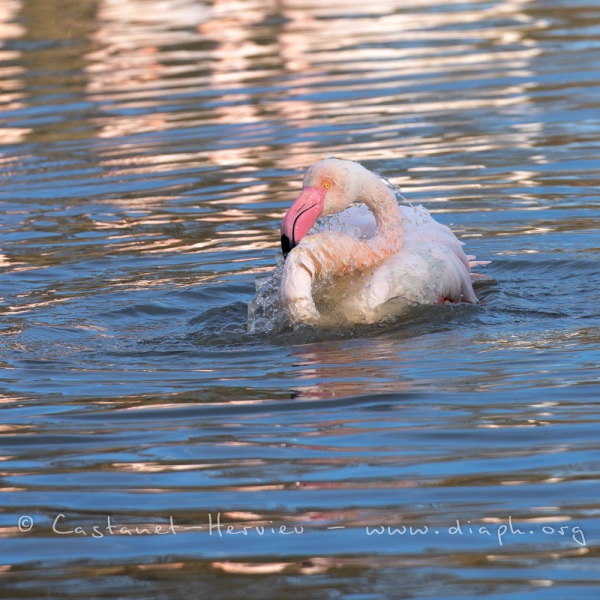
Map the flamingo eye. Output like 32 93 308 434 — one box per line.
323 181 331 190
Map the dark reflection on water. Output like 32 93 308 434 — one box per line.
1 0 600 597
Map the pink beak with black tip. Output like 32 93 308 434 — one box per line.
280 187 326 257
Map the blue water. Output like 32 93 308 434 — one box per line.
1 0 599 597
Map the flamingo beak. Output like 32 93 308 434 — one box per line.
280 187 326 257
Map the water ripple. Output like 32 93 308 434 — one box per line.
1 0 599 597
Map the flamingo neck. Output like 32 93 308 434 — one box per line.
354 166 403 255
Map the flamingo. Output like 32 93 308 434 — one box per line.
279 158 487 325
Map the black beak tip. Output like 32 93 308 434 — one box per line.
281 234 294 258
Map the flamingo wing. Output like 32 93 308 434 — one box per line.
281 201 485 324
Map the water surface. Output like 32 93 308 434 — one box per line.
1 0 599 598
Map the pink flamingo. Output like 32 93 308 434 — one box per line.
280 158 487 325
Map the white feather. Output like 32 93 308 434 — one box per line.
279 160 487 326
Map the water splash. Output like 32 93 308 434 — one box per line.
247 254 289 334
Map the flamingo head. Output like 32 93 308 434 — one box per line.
280 158 360 256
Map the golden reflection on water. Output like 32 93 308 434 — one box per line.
286 337 413 398
0 0 28 145
0 0 558 273
1 0 598 330
82 0 547 162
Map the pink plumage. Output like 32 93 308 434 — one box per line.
279 158 487 325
